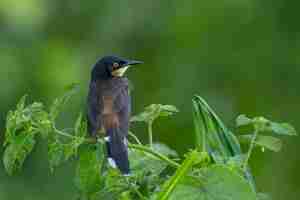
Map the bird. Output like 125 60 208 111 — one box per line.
87 55 143 175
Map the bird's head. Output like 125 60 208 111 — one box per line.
92 56 143 80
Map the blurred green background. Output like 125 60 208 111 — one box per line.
0 0 299 199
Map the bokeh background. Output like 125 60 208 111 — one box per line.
0 1 299 199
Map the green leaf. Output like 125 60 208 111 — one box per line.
257 193 272 200
4 110 17 146
251 116 297 136
192 95 256 189
192 98 208 151
49 83 79 121
3 132 36 175
74 143 106 196
129 148 168 176
236 114 253 127
268 122 297 136
16 95 27 111
48 138 64 173
156 151 198 200
169 165 257 200
75 113 87 137
159 105 179 117
64 136 86 161
152 143 178 157
131 104 178 123
192 95 242 157
239 135 282 152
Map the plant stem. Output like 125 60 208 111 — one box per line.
148 121 153 148
243 129 258 171
156 151 198 200
128 143 180 168
54 127 74 139
128 131 142 145
53 126 179 168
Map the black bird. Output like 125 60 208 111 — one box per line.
87 56 143 175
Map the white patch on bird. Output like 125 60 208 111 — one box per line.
108 157 117 168
123 138 128 147
104 136 110 142
123 173 131 177
112 66 129 77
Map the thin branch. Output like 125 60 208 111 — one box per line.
128 131 142 145
243 129 258 171
128 143 180 168
53 126 180 168
148 121 153 148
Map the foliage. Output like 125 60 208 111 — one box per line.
2 87 297 199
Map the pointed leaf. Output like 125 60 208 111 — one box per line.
239 135 282 152
236 114 253 127
131 104 178 123
269 122 297 136
48 138 64 172
74 142 106 196
3 132 36 175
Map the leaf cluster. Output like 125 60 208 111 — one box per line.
2 87 297 200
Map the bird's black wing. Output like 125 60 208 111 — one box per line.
87 80 102 137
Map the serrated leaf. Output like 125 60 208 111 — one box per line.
74 143 106 196
64 136 86 161
236 114 253 127
239 135 282 152
169 165 257 200
5 96 51 145
3 132 36 175
48 138 64 173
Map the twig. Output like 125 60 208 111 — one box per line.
128 131 142 145
53 126 179 168
148 121 153 148
243 129 258 171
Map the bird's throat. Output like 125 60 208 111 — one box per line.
112 66 129 77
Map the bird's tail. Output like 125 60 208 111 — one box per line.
105 128 130 175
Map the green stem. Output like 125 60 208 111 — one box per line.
148 121 153 148
128 143 180 168
128 131 142 145
243 129 258 171
53 126 179 168
156 151 198 200
133 188 147 200
54 126 74 139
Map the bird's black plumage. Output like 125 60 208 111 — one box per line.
87 56 142 174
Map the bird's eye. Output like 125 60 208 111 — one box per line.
112 62 119 69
